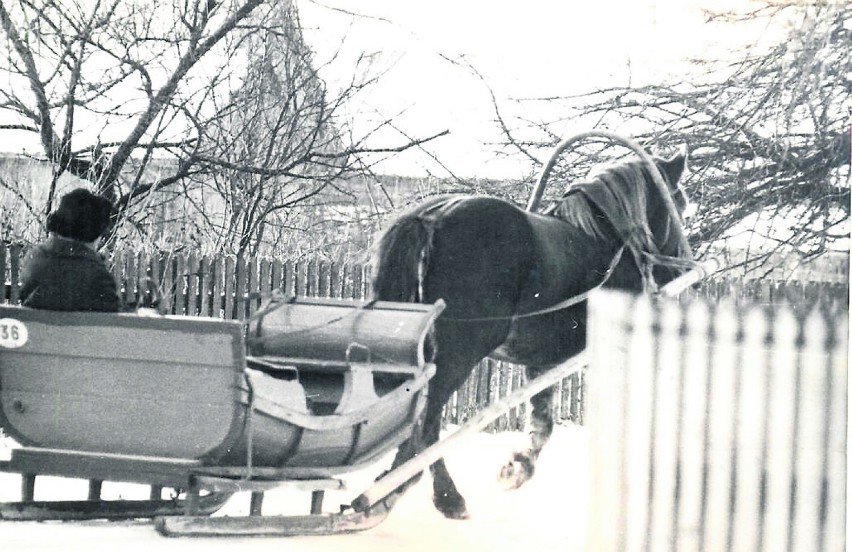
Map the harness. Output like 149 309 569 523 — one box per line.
560 181 694 294
413 196 468 302
409 193 631 324
407 184 692 324
511 245 626 319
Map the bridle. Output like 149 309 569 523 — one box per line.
527 130 694 263
635 181 695 292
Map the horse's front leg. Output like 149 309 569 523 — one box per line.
499 365 555 489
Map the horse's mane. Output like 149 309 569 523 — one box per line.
551 160 657 252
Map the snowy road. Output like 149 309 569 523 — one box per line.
1 425 588 552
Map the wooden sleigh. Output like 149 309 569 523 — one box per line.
0 296 445 535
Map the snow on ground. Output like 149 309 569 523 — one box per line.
0 424 588 552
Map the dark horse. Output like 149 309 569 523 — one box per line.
371 150 691 519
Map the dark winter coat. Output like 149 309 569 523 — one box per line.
19 235 121 312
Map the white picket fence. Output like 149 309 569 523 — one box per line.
586 290 847 552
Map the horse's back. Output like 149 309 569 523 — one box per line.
418 196 537 309
374 195 537 303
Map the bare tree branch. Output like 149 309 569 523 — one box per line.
487 3 850 270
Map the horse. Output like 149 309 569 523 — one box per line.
370 150 691 519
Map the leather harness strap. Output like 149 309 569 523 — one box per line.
414 196 468 301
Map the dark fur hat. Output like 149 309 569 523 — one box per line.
46 188 114 242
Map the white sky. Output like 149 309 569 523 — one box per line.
0 0 792 181
297 3 851 254
297 0 775 179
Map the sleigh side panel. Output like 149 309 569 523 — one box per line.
0 306 245 461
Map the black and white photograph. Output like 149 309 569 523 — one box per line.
0 1 848 550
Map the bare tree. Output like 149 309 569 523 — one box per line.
0 0 446 251
490 3 850 273
191 3 448 258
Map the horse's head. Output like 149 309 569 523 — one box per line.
553 147 693 291
644 148 691 259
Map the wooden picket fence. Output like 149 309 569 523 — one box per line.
586 290 847 552
1 245 848 430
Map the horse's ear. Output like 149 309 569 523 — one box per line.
657 147 688 185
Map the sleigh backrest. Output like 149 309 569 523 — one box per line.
0 305 245 461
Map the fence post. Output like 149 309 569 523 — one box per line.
329 262 341 298
586 291 636 552
790 310 828 550
508 365 525 430
173 254 186 316
270 259 283 294
125 252 138 307
1 244 7 303
569 373 583 424
198 256 211 317
223 256 235 319
342 263 352 299
352 265 363 300
157 252 172 314
186 252 199 317
295 260 308 297
731 307 769 550
233 254 246 320
255 257 270 316
9 244 21 304
495 361 511 431
284 260 296 297
111 248 123 295
676 300 711 552
149 252 161 308
824 313 848 551
136 251 148 307
246 255 257 316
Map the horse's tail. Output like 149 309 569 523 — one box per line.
371 211 434 303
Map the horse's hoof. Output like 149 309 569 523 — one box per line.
499 452 535 489
441 506 470 520
433 492 470 520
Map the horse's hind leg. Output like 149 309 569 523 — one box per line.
380 379 470 519
422 394 470 519
369 416 426 513
499 365 555 489
382 339 502 520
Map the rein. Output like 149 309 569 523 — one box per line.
244 290 379 341
437 246 625 323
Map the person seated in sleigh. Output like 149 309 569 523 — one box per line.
19 188 121 312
